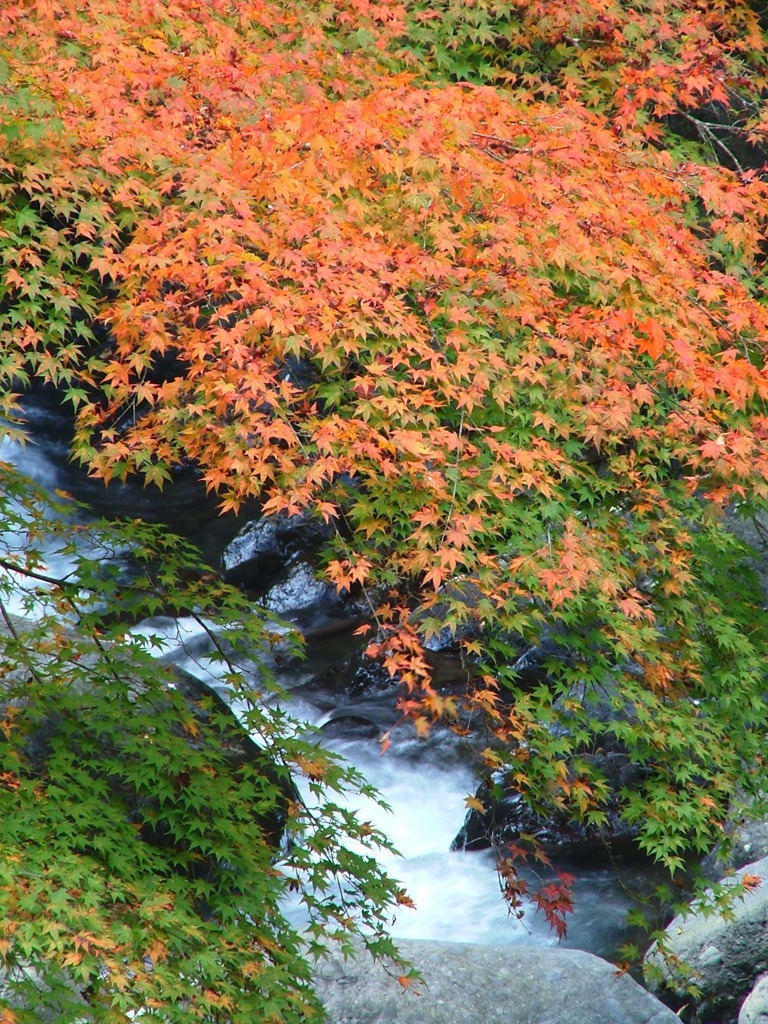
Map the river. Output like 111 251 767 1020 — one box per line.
1 392 664 961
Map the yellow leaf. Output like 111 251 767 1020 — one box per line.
141 36 165 54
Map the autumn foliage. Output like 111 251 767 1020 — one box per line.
3 0 768 1016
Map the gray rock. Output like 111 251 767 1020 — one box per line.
264 560 344 615
313 938 679 1024
724 508 768 601
729 817 768 871
740 976 768 1024
645 855 768 1023
704 811 768 877
221 511 333 589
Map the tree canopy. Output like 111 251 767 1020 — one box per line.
3 0 768 1018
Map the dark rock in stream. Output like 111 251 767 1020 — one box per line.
343 650 399 698
507 633 574 687
451 764 639 860
313 653 401 739
453 680 643 860
284 649 402 741
221 514 372 630
263 560 352 619
221 512 334 590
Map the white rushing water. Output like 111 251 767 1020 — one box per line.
0 430 83 618
288 729 653 954
314 735 554 947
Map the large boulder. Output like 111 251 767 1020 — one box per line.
740 976 768 1024
313 938 679 1024
645 855 768 1023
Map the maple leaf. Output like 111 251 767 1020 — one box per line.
398 975 420 992
700 435 727 460
637 317 666 360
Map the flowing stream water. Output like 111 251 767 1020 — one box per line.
1 394 665 961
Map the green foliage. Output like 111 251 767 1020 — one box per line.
396 0 768 167
0 462 413 1022
480 488 768 872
